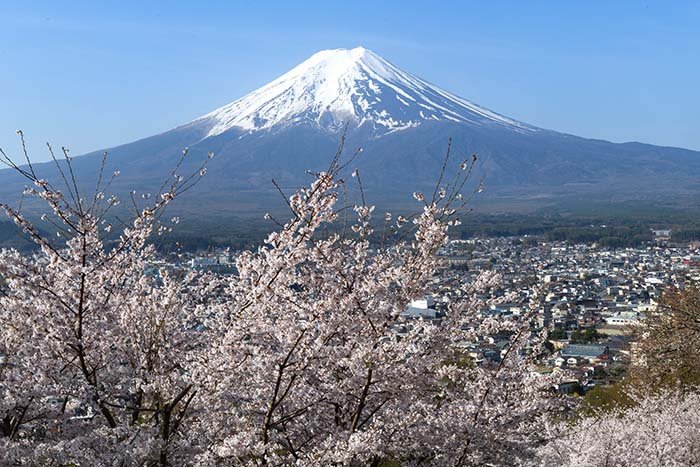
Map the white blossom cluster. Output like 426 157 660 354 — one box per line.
536 391 700 466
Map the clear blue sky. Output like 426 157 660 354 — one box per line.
1 1 699 161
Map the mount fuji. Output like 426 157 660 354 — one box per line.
2 47 700 222
193 47 535 137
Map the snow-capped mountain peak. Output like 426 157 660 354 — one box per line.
197 47 535 137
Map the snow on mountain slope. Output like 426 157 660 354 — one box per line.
195 47 537 137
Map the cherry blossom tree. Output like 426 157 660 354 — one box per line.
0 135 213 465
536 391 700 467
191 145 564 465
1 134 565 466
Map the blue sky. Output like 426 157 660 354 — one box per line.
1 1 699 160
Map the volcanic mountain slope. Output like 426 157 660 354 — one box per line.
2 46 700 217
193 46 536 136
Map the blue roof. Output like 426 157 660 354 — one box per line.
561 344 608 358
